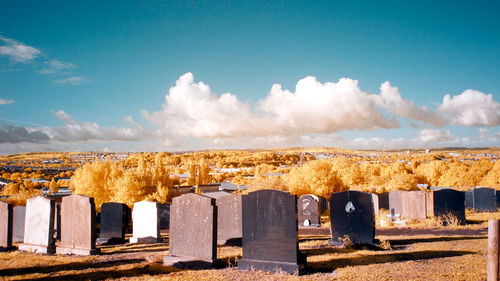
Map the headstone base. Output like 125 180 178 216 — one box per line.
129 237 162 244
238 258 303 274
0 246 16 252
163 255 219 269
328 239 375 246
56 246 100 255
18 243 55 254
299 224 321 228
96 237 125 245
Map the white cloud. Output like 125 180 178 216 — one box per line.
143 73 402 141
0 99 15 105
375 82 445 127
0 35 41 63
258 76 400 133
438 89 500 126
39 59 77 74
418 129 453 143
54 76 85 85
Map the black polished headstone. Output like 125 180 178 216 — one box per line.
473 187 496 212
432 189 466 225
298 195 320 227
97 202 129 244
318 196 329 214
329 191 375 245
465 191 473 209
158 203 170 230
238 190 305 274
13 206 25 243
496 191 500 209
378 192 389 210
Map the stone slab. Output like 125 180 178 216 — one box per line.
18 243 55 254
23 196 55 248
99 202 128 244
388 190 404 215
238 258 302 275
58 194 97 255
329 191 375 245
473 188 496 212
298 195 320 227
56 246 100 255
215 194 242 245
169 193 217 261
0 201 12 248
401 191 427 219
239 190 305 273
12 206 25 243
131 201 161 243
163 256 221 269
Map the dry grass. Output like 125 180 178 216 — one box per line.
0 225 489 281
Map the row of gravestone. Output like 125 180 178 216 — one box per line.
0 188 487 274
377 189 467 224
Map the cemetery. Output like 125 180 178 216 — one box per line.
0 149 499 280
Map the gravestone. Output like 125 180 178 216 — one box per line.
401 191 427 219
0 201 13 251
371 193 379 216
205 192 242 245
298 195 321 227
97 202 129 244
238 190 305 274
464 191 473 209
429 189 466 225
497 191 500 209
318 196 329 214
164 193 217 266
388 190 404 215
158 203 170 230
13 206 25 243
378 192 389 209
130 201 161 243
56 194 99 255
473 187 496 212
18 196 55 254
329 191 375 246
52 202 61 240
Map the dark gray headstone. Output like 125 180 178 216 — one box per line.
298 195 320 227
158 203 170 230
13 206 25 243
166 193 217 265
473 187 496 212
432 189 466 225
388 190 404 215
0 201 13 250
97 202 129 244
329 191 375 245
54 202 61 240
378 192 389 209
318 196 329 214
238 190 305 274
496 190 500 209
465 191 473 209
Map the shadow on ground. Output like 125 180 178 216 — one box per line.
303 249 476 274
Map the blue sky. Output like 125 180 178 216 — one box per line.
0 0 499 154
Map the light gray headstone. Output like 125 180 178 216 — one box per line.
12 206 25 243
130 201 161 243
18 196 55 254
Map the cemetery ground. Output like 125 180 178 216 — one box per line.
0 211 495 281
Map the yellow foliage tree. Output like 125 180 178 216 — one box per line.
285 160 347 198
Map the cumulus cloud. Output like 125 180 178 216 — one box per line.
418 129 453 143
39 59 77 74
0 99 15 105
54 76 85 85
438 89 500 126
258 76 400 133
0 35 41 63
143 73 403 141
374 82 445 127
